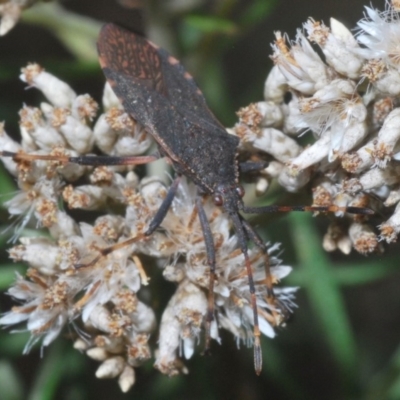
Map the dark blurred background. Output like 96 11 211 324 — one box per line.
1 1 400 400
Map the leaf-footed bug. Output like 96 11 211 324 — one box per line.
0 23 373 375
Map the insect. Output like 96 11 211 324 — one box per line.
0 23 373 375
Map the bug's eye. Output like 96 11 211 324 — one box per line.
236 185 245 198
213 194 223 206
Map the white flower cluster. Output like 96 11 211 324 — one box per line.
232 1 400 254
0 63 295 391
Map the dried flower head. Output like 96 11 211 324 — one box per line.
0 63 296 391
249 0 400 251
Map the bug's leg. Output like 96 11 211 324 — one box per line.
241 217 288 324
144 176 181 235
230 212 262 375
241 218 274 294
77 176 181 269
0 150 158 166
242 204 374 216
239 160 269 174
195 196 216 355
70 154 158 166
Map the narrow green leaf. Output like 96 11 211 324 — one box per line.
365 344 400 400
28 342 68 400
240 0 278 27
0 361 24 400
184 15 237 34
22 3 101 62
388 377 400 400
289 262 398 287
0 332 31 356
332 262 397 285
291 213 358 386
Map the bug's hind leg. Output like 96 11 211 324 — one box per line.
195 196 217 355
241 217 288 324
230 212 263 375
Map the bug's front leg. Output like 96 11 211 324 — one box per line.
75 175 181 270
195 196 217 355
145 176 181 235
0 150 159 166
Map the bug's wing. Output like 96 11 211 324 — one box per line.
153 47 225 130
97 22 240 185
97 23 224 131
98 23 168 99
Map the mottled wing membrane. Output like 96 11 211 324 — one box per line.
97 23 240 191
98 23 166 95
98 23 225 131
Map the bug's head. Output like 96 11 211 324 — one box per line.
213 183 245 215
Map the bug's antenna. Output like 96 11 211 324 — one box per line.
242 204 374 215
230 212 262 375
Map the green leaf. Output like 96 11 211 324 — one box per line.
240 0 278 27
365 345 400 400
184 15 237 35
333 261 398 285
22 3 101 62
289 261 398 287
0 332 31 357
0 361 24 400
28 342 69 400
291 213 358 388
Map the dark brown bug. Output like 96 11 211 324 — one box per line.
95 23 374 374
0 23 373 375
